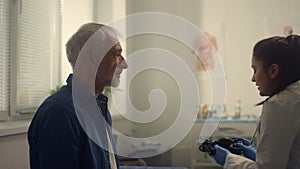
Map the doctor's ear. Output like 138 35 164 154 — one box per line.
268 64 280 79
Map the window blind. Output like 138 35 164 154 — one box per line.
0 0 11 117
0 0 61 119
15 0 61 113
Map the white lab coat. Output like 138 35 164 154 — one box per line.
224 80 300 169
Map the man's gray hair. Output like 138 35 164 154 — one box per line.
65 23 119 69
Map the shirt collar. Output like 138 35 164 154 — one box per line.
97 93 108 103
66 74 73 86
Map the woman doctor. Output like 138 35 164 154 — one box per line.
209 35 300 169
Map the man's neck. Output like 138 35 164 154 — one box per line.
95 85 104 97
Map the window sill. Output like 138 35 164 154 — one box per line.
0 120 31 137
0 115 124 137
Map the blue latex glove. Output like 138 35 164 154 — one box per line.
235 143 256 161
232 137 256 161
232 137 251 146
210 145 230 166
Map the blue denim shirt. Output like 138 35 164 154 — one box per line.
28 74 119 169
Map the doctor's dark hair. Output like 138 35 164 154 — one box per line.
253 35 300 98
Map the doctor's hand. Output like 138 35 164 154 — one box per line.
210 145 230 166
232 136 251 146
232 137 256 161
235 143 256 161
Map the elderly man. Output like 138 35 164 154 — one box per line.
28 23 128 169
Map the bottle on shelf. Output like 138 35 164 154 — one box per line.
234 100 241 119
196 105 201 119
201 104 209 119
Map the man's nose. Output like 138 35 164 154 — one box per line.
251 74 255 82
119 60 128 69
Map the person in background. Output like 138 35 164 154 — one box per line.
28 23 128 169
208 35 300 169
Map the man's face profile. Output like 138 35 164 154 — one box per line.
95 43 127 88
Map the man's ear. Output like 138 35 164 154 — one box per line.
269 64 280 79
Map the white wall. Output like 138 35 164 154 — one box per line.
60 0 94 83
125 0 203 136
0 134 29 169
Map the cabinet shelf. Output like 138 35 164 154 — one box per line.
195 118 259 123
